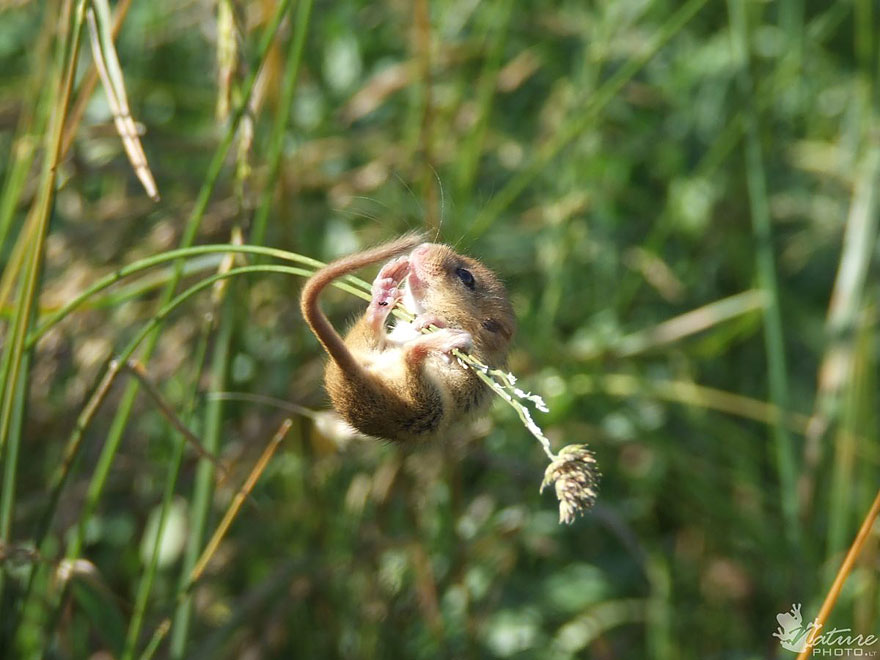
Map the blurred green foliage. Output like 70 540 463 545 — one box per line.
1 0 879 658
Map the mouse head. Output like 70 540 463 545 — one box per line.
405 243 515 364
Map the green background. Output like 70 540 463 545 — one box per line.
0 0 878 657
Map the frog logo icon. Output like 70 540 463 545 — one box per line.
773 603 813 653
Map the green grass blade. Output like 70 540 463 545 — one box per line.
26 243 350 349
0 5 55 255
120 431 187 660
467 0 709 239
86 0 159 200
0 0 87 464
802 143 880 512
251 0 314 249
0 353 28 611
169 294 235 658
726 0 799 549
30 3 294 638
0 0 89 631
453 0 513 201
120 326 212 660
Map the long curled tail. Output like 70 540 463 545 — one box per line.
300 233 424 374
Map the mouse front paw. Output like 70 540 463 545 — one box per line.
423 328 473 356
371 280 400 309
404 328 473 367
437 329 473 357
367 257 411 333
371 256 409 306
413 313 446 332
377 256 410 289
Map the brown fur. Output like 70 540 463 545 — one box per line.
301 238 515 443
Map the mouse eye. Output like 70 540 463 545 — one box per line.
455 267 475 289
482 319 502 333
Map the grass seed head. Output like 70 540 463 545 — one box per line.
541 444 600 524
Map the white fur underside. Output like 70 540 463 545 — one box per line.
356 316 454 411
386 318 420 344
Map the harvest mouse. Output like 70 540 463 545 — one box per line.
300 234 515 443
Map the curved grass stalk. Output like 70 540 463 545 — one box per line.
27 244 362 348
16 2 295 640
28 246 585 652
80 2 293 571
62 254 226 311
21 264 304 650
32 241 580 544
35 265 312 549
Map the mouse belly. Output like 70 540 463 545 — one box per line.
323 346 457 443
